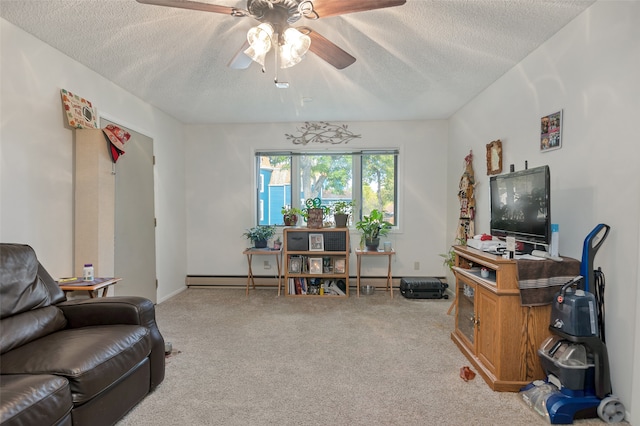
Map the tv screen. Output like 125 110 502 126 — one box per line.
490 165 551 248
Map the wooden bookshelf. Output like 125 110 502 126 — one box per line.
283 228 350 297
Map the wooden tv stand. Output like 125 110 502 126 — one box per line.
450 245 556 392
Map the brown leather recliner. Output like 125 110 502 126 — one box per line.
0 243 165 426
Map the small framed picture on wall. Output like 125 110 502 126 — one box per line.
541 110 562 152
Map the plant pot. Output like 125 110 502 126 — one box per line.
283 214 297 226
334 213 349 228
365 237 380 251
254 239 268 249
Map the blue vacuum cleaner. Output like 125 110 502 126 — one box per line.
521 224 625 424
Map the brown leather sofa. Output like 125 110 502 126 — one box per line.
0 244 165 426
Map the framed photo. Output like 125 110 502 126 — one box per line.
309 258 323 274
334 258 346 274
289 257 302 273
541 110 562 152
309 233 324 251
486 139 502 175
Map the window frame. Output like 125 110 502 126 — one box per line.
255 149 399 228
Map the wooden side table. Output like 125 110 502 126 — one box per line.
243 247 282 296
355 249 395 298
58 277 122 298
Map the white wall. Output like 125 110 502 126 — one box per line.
0 18 188 303
184 121 449 278
447 1 640 422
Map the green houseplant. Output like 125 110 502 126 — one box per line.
440 238 467 270
355 209 392 251
243 225 276 248
331 200 355 227
281 206 302 226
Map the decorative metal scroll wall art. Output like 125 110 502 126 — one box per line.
286 122 361 145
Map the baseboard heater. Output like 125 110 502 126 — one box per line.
186 275 447 290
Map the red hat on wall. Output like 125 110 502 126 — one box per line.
102 124 130 163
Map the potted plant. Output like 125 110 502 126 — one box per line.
243 225 276 248
331 200 355 228
355 209 392 251
440 238 466 270
281 206 302 226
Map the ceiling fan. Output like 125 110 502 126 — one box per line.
136 0 406 71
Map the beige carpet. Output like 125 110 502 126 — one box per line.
117 288 616 425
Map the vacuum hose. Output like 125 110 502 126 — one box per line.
594 266 606 343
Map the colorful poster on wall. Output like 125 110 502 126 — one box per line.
60 89 98 129
540 110 562 152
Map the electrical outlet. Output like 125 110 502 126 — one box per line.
414 261 420 270
263 261 271 270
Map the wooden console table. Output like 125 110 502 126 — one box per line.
450 245 579 392
58 277 122 298
355 249 395 298
243 247 282 296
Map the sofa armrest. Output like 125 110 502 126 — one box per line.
58 296 155 328
57 297 165 389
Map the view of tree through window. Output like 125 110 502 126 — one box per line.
256 151 397 227
361 154 396 224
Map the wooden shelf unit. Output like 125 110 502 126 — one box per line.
450 245 552 392
283 228 350 298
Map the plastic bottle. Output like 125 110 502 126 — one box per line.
550 224 559 257
83 263 94 281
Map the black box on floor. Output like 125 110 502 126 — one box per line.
400 277 448 299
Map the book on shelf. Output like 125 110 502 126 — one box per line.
290 277 308 295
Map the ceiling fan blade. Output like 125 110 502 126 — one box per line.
299 27 356 70
307 0 406 19
228 41 253 70
136 0 246 16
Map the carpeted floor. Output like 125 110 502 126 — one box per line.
117 288 618 425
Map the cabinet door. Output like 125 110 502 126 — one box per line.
476 287 499 375
455 275 476 348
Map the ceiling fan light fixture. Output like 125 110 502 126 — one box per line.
279 27 311 68
245 23 274 65
244 45 268 67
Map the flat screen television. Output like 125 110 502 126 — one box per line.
490 165 551 249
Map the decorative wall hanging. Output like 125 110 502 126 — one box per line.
486 140 502 175
540 110 562 152
102 124 130 163
285 122 361 145
61 89 98 129
457 150 476 241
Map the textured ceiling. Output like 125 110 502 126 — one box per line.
0 0 595 124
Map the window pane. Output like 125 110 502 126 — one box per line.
258 155 291 225
361 153 397 225
299 154 353 226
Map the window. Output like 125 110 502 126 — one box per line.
256 151 398 226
